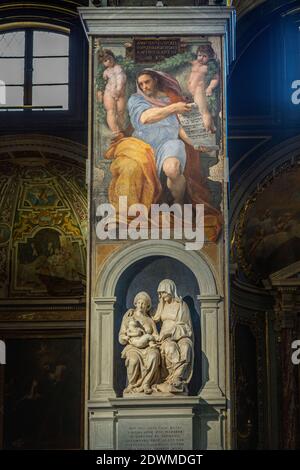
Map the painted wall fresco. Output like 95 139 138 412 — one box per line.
234 165 300 283
93 35 225 243
0 153 87 298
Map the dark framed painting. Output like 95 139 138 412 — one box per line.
0 330 85 449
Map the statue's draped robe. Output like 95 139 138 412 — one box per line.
119 309 161 391
153 298 194 388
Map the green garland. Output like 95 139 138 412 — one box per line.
206 59 220 116
95 51 220 125
154 51 194 73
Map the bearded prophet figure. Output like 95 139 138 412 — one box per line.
127 70 193 204
104 68 223 242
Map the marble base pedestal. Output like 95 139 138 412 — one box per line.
88 396 226 450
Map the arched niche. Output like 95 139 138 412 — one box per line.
91 240 224 401
95 240 219 298
113 255 201 397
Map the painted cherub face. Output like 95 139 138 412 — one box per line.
103 56 115 68
197 52 209 65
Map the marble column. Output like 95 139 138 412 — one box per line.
198 294 225 401
90 297 117 399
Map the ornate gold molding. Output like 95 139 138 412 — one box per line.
233 159 299 284
0 3 77 16
0 22 70 33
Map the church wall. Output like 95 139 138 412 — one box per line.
229 0 300 449
0 1 89 449
2 0 297 452
0 135 87 449
81 5 235 450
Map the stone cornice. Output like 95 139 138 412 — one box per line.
79 6 235 69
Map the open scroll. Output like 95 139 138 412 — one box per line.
178 103 219 152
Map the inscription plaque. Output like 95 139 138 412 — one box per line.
118 417 193 450
133 38 180 62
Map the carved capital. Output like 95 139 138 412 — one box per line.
94 297 116 312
